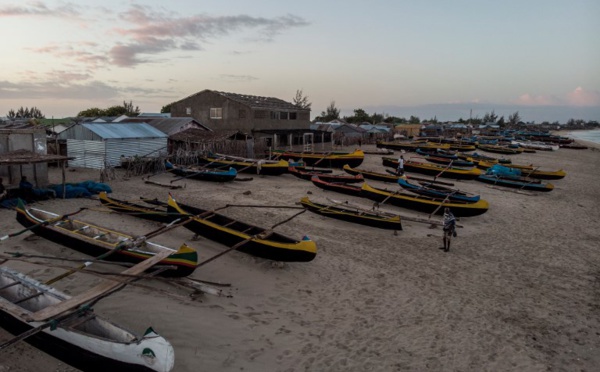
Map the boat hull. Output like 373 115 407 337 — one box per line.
0 268 174 372
271 149 364 168
15 201 197 277
361 183 489 217
299 197 402 230
382 157 482 180
476 175 554 191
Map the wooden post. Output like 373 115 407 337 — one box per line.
61 160 66 199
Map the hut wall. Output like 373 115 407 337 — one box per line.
0 129 48 186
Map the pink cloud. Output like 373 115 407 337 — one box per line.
0 1 79 18
515 93 561 106
566 87 600 106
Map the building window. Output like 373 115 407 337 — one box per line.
210 108 222 119
270 111 279 120
239 109 247 119
289 112 297 120
254 110 267 119
186 107 191 115
280 112 289 120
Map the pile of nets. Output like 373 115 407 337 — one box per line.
47 181 112 199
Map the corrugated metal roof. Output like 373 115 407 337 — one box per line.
82 123 168 139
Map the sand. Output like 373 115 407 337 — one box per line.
1 141 600 372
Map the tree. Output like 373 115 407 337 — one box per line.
77 100 140 117
482 110 498 123
508 111 521 127
122 100 140 116
161 104 172 113
318 101 340 122
345 108 370 124
293 89 311 109
6 106 45 119
77 107 104 117
409 115 420 124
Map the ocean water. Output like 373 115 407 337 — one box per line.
567 130 600 145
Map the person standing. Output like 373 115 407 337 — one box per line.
0 178 7 201
442 207 456 252
397 155 405 176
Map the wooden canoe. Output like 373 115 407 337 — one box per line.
270 149 365 168
0 266 175 371
288 166 363 183
15 199 198 277
382 157 483 180
299 196 402 230
99 192 317 262
165 161 237 182
360 183 489 217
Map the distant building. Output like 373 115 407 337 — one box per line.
170 89 311 133
58 123 168 169
122 116 212 136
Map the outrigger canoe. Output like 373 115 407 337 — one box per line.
299 196 402 230
199 153 289 175
165 161 237 182
0 267 175 372
376 141 451 152
476 174 554 192
382 157 483 180
477 144 523 154
288 166 363 183
476 161 566 180
270 149 364 168
397 178 481 203
360 183 489 217
310 176 363 198
343 164 401 183
98 192 317 262
15 199 198 277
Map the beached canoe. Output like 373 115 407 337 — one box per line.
422 155 475 167
376 141 451 152
0 266 175 372
199 153 289 175
15 199 198 277
382 157 483 180
397 178 481 203
288 166 363 183
299 196 402 230
165 161 237 182
270 149 364 168
477 162 566 180
342 164 400 183
98 192 317 262
310 176 363 198
360 183 489 217
476 174 554 192
477 144 523 154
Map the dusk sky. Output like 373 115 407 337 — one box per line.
1 0 599 123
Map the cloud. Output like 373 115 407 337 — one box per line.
566 87 600 106
0 80 119 100
515 87 600 107
217 74 259 82
0 1 80 18
28 43 108 69
515 93 561 106
108 5 309 67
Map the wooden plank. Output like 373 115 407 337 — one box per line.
28 249 172 322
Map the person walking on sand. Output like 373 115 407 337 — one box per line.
397 155 405 176
442 207 456 252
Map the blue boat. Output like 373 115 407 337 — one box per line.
397 178 481 203
476 174 554 192
165 161 237 182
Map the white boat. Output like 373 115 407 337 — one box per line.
0 266 175 371
511 140 559 151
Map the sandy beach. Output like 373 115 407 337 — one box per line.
1 140 600 372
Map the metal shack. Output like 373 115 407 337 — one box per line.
58 123 168 169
